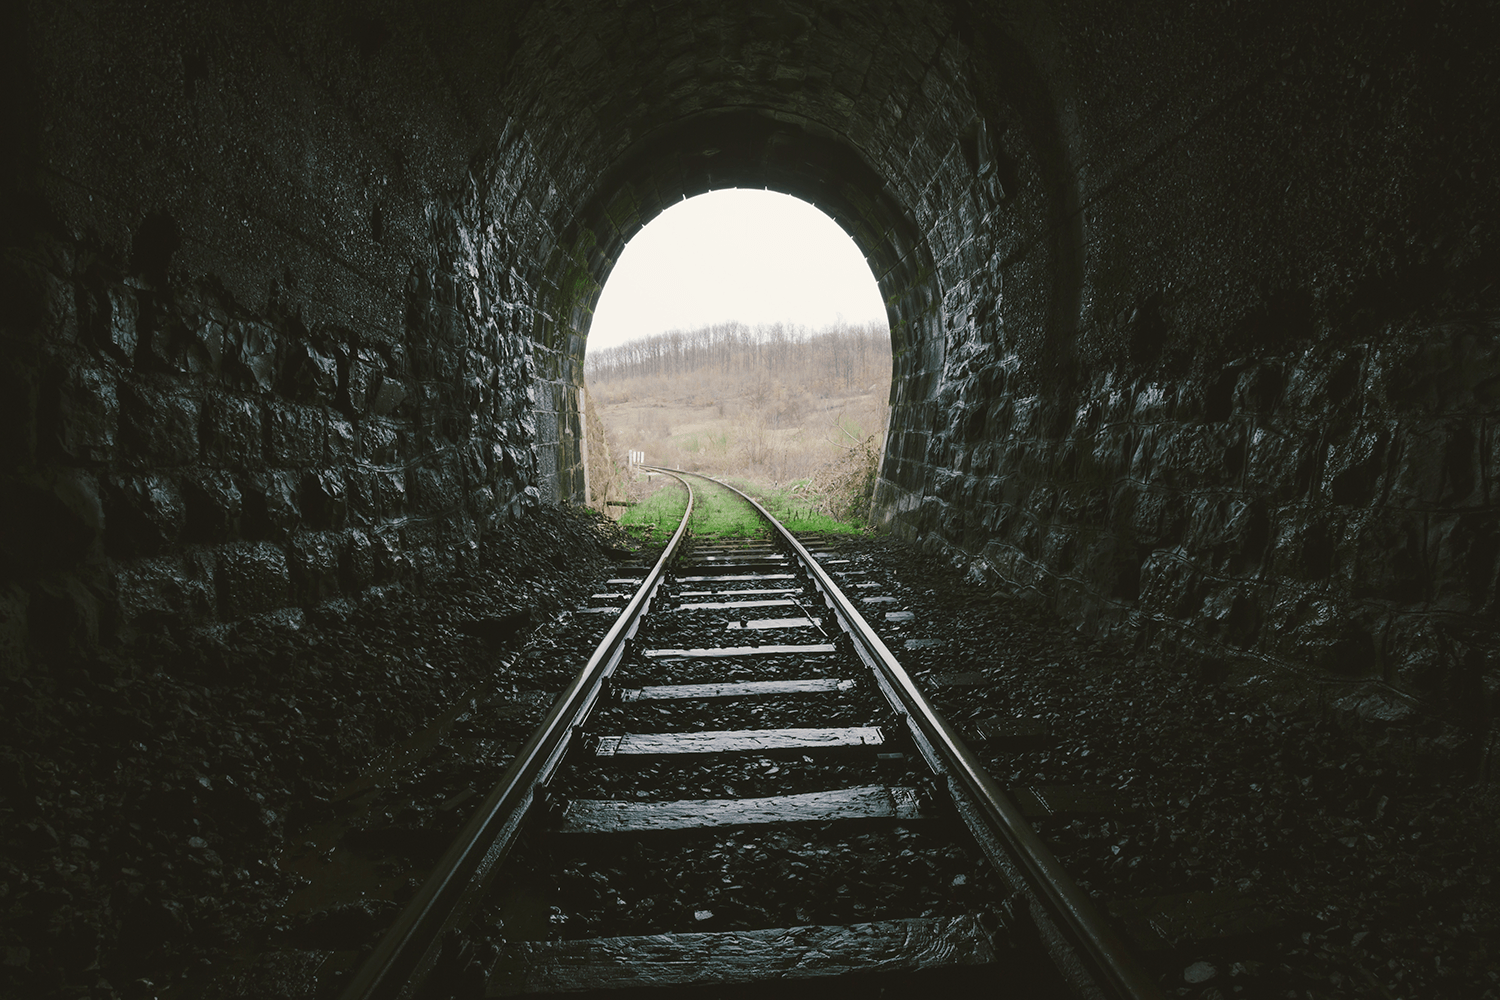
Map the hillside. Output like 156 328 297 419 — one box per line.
584 320 891 516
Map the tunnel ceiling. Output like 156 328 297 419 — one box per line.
410 0 1068 347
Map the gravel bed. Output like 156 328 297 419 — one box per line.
7 516 1492 1000
618 653 841 685
814 534 1500 1000
0 507 630 1000
495 823 1012 941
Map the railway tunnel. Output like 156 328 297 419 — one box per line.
3 1 1500 995
6 0 1497 713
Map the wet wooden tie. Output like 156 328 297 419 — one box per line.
643 643 837 658
617 678 855 701
556 784 926 833
487 914 1002 996
593 726 885 758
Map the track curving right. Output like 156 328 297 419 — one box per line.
340 469 1162 1000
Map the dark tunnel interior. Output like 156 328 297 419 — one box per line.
1 1 1498 996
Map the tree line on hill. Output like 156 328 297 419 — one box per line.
584 319 891 392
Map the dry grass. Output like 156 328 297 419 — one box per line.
585 321 891 497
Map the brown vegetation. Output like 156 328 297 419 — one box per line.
584 320 891 513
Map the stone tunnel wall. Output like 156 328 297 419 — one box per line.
871 2 1500 717
0 4 587 674
3 0 1496 721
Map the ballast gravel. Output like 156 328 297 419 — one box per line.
2 518 1495 1000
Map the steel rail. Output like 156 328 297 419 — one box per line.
337 472 696 1000
668 469 1164 1000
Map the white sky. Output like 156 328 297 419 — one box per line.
585 188 887 352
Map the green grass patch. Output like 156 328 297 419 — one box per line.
728 478 870 535
617 474 689 545
685 476 768 538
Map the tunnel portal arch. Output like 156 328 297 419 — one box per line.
12 0 1488 711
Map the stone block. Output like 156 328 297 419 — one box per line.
289 531 341 606
372 469 407 516
105 474 185 557
268 403 327 467
1128 425 1160 480
141 310 206 375
1138 550 1205 620
201 393 264 469
1154 424 1246 490
190 308 228 374
1131 382 1173 423
216 542 290 618
300 470 347 530
226 320 277 392
464 438 497 486
1232 363 1284 414
1127 487 1187 549
470 485 497 521
1089 426 1135 478
95 286 138 362
1427 513 1499 613
1284 350 1363 415
240 470 301 541
345 469 375 519
1193 497 1270 576
368 376 408 417
1269 513 1340 583
1383 615 1448 696
404 521 451 582
1198 582 1264 648
183 472 242 542
1265 593 1383 678
361 419 402 464
1321 421 1393 507
344 349 384 414
340 528 374 592
1387 422 1449 508
54 366 117 463
1392 322 1500 414
328 417 354 461
119 384 200 465
281 341 339 405
1039 524 1077 573
1246 423 1314 501
371 530 407 582
113 552 214 624
411 464 462 515
1346 511 1427 603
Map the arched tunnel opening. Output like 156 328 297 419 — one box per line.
579 186 891 503
2 1 1498 996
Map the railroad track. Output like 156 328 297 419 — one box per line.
327 470 1163 1000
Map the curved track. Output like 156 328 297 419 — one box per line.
336 469 1162 1000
